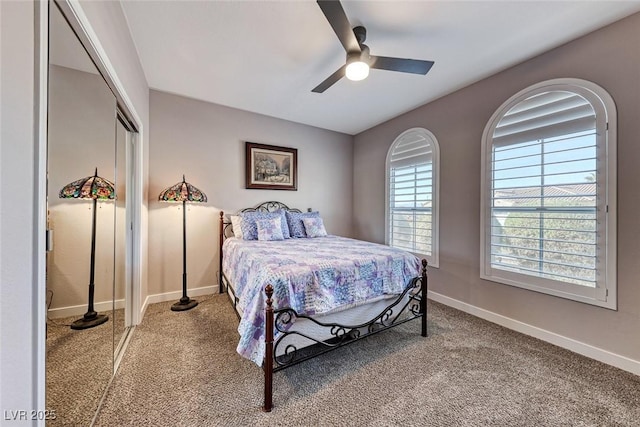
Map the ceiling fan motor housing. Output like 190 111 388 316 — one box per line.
347 44 371 65
353 25 367 45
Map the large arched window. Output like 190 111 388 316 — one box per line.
386 128 440 267
480 79 616 309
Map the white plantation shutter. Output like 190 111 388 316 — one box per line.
492 91 596 147
386 128 439 266
481 79 617 309
389 137 433 168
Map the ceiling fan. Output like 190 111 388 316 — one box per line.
312 0 435 93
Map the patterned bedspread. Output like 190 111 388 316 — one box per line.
222 235 421 365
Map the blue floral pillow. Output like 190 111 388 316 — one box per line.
239 210 290 240
302 217 327 238
256 217 284 241
278 210 291 238
285 211 320 238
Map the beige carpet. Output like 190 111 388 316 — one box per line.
46 309 126 426
94 295 640 426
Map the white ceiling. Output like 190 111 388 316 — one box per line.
120 1 640 135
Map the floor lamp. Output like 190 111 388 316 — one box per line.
59 168 115 330
158 175 207 311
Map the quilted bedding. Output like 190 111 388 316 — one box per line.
222 235 420 365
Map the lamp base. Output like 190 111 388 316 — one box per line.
171 297 198 311
70 312 109 330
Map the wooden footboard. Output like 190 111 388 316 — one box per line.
262 259 428 412
219 211 225 294
263 285 275 412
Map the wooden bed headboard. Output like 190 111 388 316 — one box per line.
218 201 305 292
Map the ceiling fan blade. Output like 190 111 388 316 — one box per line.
317 0 361 53
312 65 346 93
370 56 435 75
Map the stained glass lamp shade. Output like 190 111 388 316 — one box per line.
59 168 115 330
158 175 207 311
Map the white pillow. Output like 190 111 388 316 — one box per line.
230 215 244 238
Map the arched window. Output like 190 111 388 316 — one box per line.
386 128 440 267
480 78 616 309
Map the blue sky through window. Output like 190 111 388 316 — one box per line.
492 130 596 192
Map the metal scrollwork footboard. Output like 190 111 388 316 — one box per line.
262 259 428 412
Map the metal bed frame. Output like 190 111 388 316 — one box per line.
218 201 428 412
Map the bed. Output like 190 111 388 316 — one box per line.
218 201 428 411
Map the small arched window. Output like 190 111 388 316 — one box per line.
480 78 616 309
386 128 440 267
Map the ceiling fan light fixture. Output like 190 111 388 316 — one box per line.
346 60 369 81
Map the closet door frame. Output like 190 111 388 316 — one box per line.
114 112 136 369
36 0 145 419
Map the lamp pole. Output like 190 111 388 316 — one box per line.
87 197 98 317
182 199 187 302
71 195 109 329
171 194 197 311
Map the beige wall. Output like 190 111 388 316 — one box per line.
148 90 353 296
47 65 118 311
353 13 640 362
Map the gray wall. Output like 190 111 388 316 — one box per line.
148 90 353 296
353 13 640 362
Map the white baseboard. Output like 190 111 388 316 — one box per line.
427 290 640 377
140 285 219 320
48 298 125 319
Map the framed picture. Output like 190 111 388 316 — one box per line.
245 142 298 190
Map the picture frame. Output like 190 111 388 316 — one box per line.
245 142 298 190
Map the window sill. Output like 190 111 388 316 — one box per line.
480 271 616 310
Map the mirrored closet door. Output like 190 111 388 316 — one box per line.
46 2 135 425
